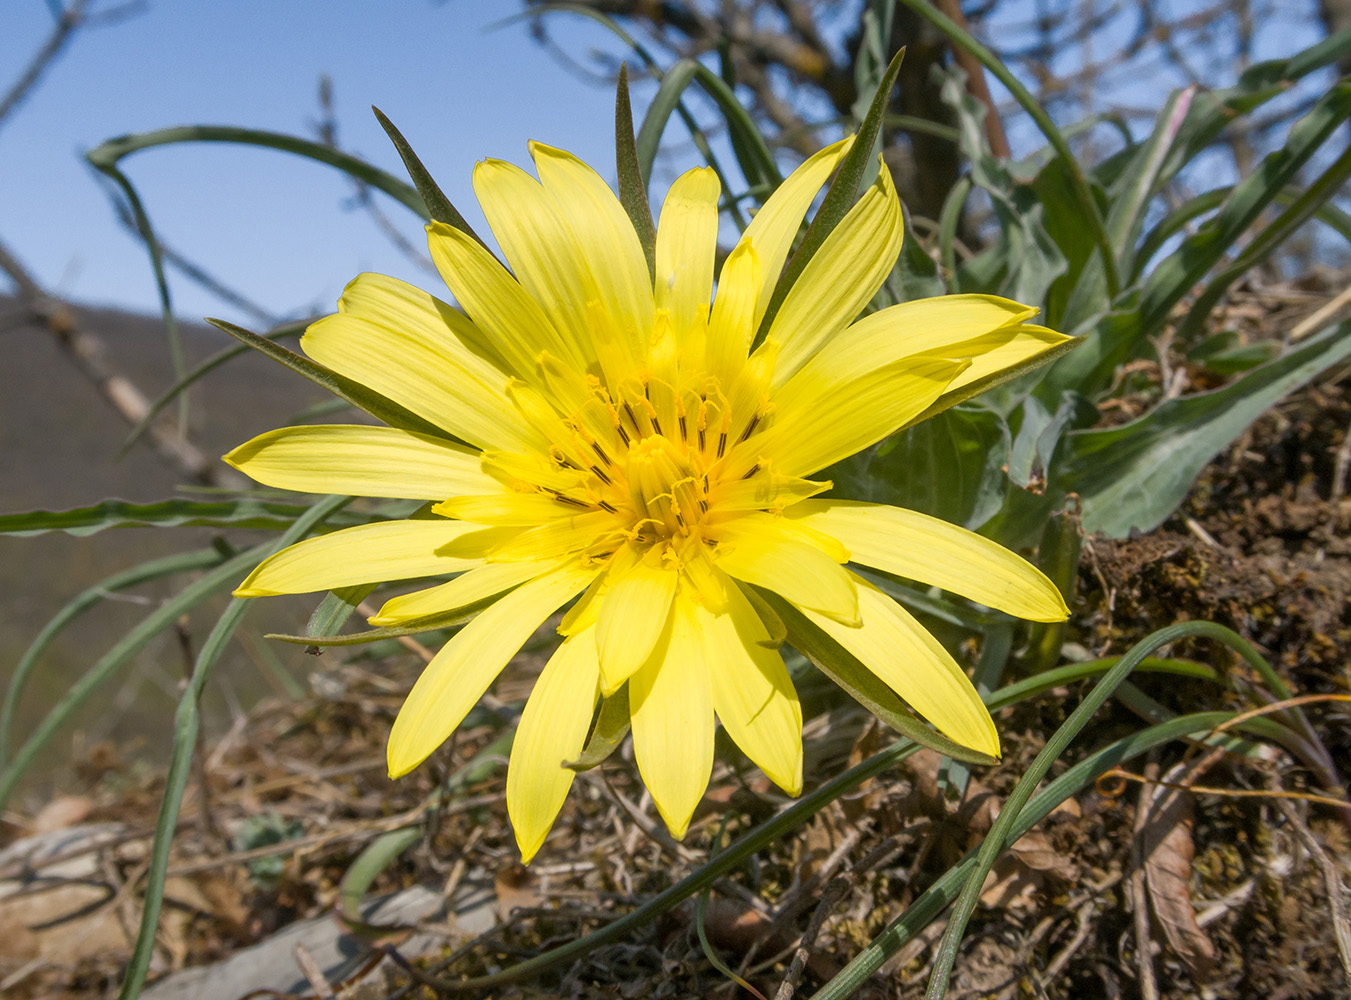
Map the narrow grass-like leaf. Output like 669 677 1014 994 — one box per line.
116 494 349 1000
206 317 459 442
0 497 366 537
371 106 488 245
754 48 905 345
812 711 1233 1000
303 584 376 654
761 589 997 767
268 594 500 646
0 549 224 772
120 322 307 457
87 125 426 217
0 545 264 811
614 64 656 281
413 660 1255 992
896 0 1118 300
1060 87 1195 331
338 826 424 928
1063 319 1351 537
905 334 1082 430
917 619 1295 1000
565 688 630 771
1176 141 1351 342
1043 79 1351 399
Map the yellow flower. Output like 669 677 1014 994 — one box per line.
225 137 1070 861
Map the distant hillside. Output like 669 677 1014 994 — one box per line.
1 299 332 797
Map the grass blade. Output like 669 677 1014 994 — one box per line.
614 64 656 281
754 48 906 344
87 125 426 218
115 495 350 1000
206 317 460 442
0 496 367 537
0 549 224 772
0 545 265 811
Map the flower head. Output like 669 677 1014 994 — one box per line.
226 137 1070 860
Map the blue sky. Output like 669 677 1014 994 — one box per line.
3 1 1339 328
1 1 638 324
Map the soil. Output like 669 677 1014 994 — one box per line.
3 280 1350 1000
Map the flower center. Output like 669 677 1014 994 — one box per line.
625 434 708 541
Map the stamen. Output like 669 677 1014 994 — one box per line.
740 462 760 480
590 464 613 486
717 432 728 459
736 412 761 445
543 488 590 507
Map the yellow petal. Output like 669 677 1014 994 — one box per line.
488 509 626 563
749 356 969 478
235 518 489 597
766 158 903 387
368 559 550 624
702 582 802 794
531 142 654 376
944 323 1073 394
708 512 858 624
301 273 541 453
427 221 580 380
387 560 599 778
629 593 713 838
790 294 1041 389
705 241 762 385
596 557 678 694
736 136 854 329
225 425 493 500
802 574 999 757
434 491 585 525
787 500 1069 622
705 470 830 512
472 157 601 375
508 629 601 862
655 167 720 363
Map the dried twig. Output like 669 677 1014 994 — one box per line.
0 235 237 487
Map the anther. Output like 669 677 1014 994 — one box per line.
717 432 728 458
736 412 761 445
590 464 613 486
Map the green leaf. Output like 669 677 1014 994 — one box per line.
828 404 1011 531
896 0 1118 300
0 549 225 772
371 106 490 247
206 317 461 442
116 495 349 1000
1175 139 1351 343
1041 78 1351 401
614 64 656 282
1062 319 1351 537
0 545 266 811
87 124 427 217
758 589 997 767
269 595 498 646
305 585 376 650
0 496 368 537
941 69 1069 309
565 688 631 771
754 48 906 344
1061 86 1196 331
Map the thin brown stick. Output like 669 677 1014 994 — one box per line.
0 235 237 487
936 0 1011 158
